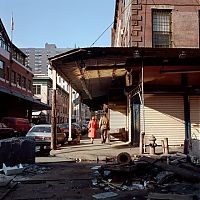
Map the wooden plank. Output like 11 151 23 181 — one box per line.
141 156 200 183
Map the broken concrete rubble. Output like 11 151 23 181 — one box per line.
90 152 200 199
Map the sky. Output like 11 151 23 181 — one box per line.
0 0 116 48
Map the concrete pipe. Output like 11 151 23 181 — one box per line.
117 152 132 164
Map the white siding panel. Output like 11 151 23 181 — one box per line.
109 107 127 133
190 96 200 139
141 95 185 146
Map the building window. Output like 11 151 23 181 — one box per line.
28 80 31 91
11 70 16 83
17 73 21 86
33 85 41 94
6 67 9 81
152 9 172 48
22 76 26 88
0 60 5 79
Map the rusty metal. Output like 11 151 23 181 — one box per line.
117 152 131 164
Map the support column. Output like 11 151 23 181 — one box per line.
128 94 131 143
79 95 82 128
184 94 191 154
68 84 72 141
51 66 57 150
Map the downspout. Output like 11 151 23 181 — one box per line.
182 74 191 154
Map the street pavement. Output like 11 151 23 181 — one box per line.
47 137 184 163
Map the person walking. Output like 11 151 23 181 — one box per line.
99 113 110 144
87 116 98 144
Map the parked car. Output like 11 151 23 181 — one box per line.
58 123 79 139
26 124 66 150
72 123 88 135
1 117 31 136
0 123 16 139
81 124 88 135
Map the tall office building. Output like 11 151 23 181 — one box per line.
21 43 70 75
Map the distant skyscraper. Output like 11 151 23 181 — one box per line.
21 43 71 75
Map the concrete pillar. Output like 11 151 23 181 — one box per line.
51 66 57 150
68 84 72 141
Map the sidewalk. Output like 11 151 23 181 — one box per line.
50 137 184 162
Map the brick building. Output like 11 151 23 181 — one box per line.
0 18 49 122
112 0 200 48
111 0 200 147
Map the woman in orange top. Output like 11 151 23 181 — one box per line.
88 116 98 144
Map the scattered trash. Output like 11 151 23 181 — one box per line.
2 163 23 176
92 178 98 186
90 152 200 199
91 166 101 170
103 170 111 177
76 158 81 162
155 171 175 185
92 191 118 199
122 183 144 190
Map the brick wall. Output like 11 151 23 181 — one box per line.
112 0 200 48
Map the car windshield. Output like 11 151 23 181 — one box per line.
30 126 51 133
60 124 69 129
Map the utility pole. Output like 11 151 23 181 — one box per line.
51 65 57 150
79 95 82 128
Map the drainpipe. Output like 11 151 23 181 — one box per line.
184 94 191 154
182 74 191 155
140 59 145 154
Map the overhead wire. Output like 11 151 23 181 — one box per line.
90 0 134 47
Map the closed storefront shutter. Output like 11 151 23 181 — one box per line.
140 94 185 146
109 106 127 134
190 96 200 139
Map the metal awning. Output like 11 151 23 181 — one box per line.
0 87 51 111
49 47 200 109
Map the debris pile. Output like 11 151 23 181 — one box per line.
0 164 52 199
91 152 200 199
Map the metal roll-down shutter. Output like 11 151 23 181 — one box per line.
140 94 185 146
